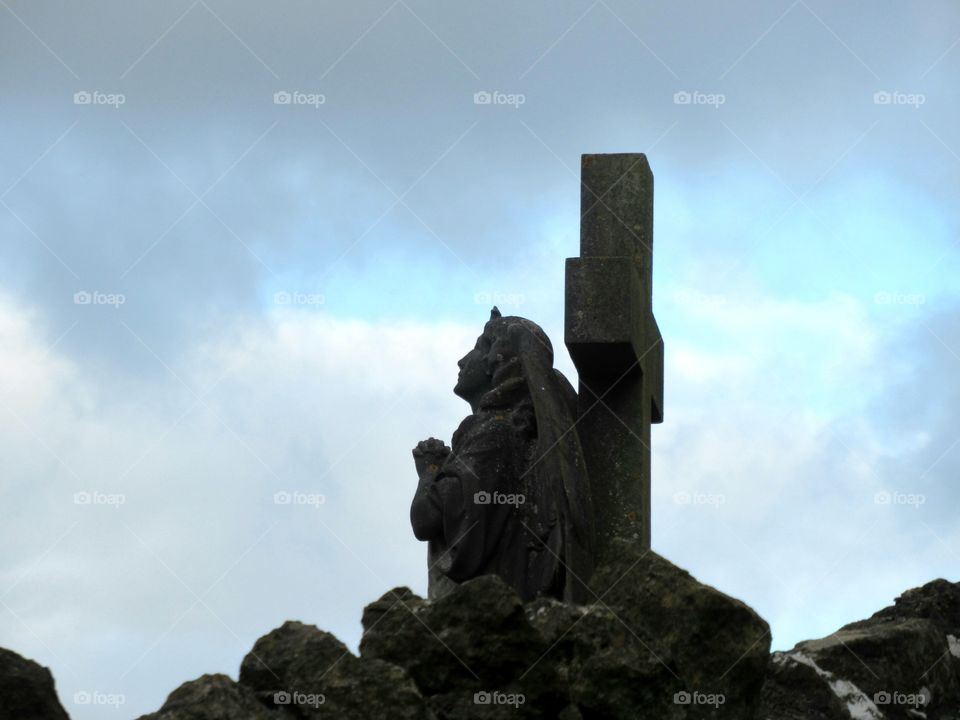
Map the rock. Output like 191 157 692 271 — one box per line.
570 645 685 720
760 578 960 720
359 558 759 719
360 578 569 717
238 620 347 705
588 538 771 719
868 577 960 634
239 619 427 720
0 647 69 720
525 597 685 719
760 651 851 720
136 673 278 720
360 578 552 694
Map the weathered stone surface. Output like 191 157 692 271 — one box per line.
239 619 427 720
760 578 960 720
360 556 767 719
359 577 552 697
760 652 854 720
578 153 654 258
570 644 685 720
136 673 278 720
589 537 771 719
565 153 664 560
0 647 69 720
361 578 574 717
867 577 960 632
525 598 689 718
238 620 347 704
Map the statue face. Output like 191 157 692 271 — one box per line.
454 330 493 401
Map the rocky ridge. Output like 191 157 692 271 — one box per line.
4 539 958 719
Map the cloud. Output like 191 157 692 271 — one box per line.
4 0 958 375
0 292 479 718
655 290 960 650
4 278 959 719
3 1 960 717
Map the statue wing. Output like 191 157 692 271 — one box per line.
520 354 595 603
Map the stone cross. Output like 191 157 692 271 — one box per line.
565 153 664 561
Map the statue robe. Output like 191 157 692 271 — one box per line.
411 367 593 603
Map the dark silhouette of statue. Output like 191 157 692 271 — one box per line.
410 308 594 603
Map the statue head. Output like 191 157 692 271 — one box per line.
454 307 554 407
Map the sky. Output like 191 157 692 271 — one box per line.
1 1 960 717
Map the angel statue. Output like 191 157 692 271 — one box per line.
410 307 594 603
